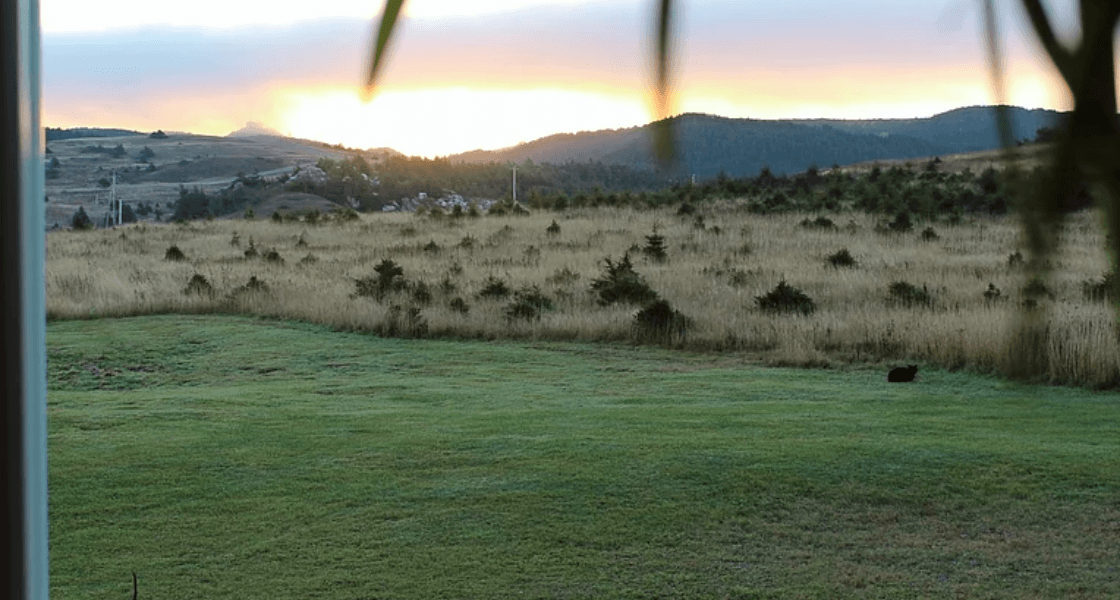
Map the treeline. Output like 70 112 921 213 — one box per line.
371 156 670 204
45 127 142 141
167 153 1095 224
517 159 1092 220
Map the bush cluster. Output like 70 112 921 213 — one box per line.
1083 272 1116 302
888 281 932 308
165 245 186 261
161 149 1088 224
354 259 407 302
182 274 213 297
590 254 658 306
505 285 554 321
633 300 692 342
755 280 816 315
826 248 857 268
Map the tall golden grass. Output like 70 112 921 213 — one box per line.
46 206 1120 387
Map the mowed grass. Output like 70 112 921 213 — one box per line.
48 315 1120 599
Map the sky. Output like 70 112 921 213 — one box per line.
41 0 1081 157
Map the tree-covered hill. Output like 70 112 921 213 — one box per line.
789 106 1063 153
45 127 144 141
449 106 1065 179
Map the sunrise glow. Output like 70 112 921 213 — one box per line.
41 0 1079 157
280 87 649 157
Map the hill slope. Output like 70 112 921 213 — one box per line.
449 106 1064 179
789 106 1062 153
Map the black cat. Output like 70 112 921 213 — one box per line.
887 364 918 382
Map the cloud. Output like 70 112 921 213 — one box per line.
42 0 1073 154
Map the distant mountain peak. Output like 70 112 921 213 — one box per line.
227 121 284 138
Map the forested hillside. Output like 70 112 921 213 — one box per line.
46 127 144 141
790 106 1063 153
449 106 1065 179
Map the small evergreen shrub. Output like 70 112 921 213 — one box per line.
422 240 440 254
888 281 932 308
1008 250 1025 268
478 276 511 299
756 280 816 315
1022 276 1054 301
298 253 319 266
165 245 186 261
333 207 360 222
438 275 457 295
411 281 433 306
546 267 581 286
983 282 1003 303
799 216 836 230
244 276 269 292
504 285 554 321
379 304 428 338
263 248 284 265
826 248 857 268
920 227 940 241
727 269 752 288
642 227 668 263
354 259 406 301
243 240 260 260
449 297 470 314
590 254 659 306
1083 272 1116 302
230 232 241 247
271 211 283 223
229 276 269 299
546 220 561 236
296 232 309 248
633 299 692 342
182 273 214 297
887 211 913 233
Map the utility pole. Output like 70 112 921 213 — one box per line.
112 170 119 225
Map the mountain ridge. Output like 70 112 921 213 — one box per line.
447 106 1064 179
46 105 1065 181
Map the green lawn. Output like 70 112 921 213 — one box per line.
47 315 1120 599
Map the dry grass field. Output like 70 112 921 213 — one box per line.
46 204 1120 387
